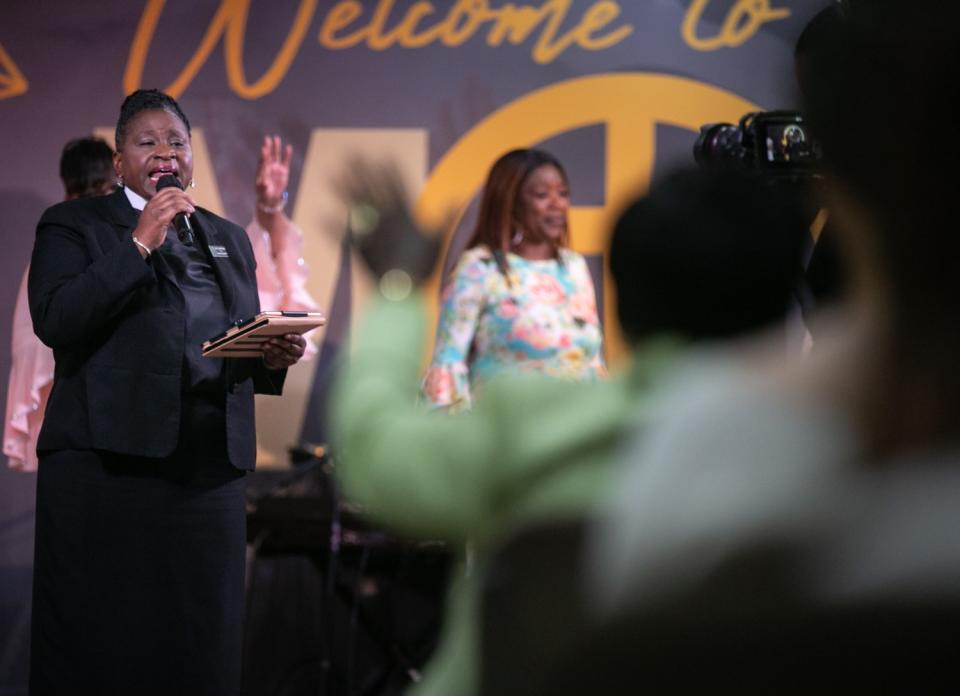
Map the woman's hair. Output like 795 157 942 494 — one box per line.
466 148 568 275
59 137 115 199
115 89 191 149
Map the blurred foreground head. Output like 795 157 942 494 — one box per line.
610 169 804 346
801 1 960 450
803 1 960 323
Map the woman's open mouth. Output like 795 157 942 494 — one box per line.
148 166 179 184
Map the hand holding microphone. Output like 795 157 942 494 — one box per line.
156 174 195 245
131 176 197 256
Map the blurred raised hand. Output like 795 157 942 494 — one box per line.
255 135 293 213
340 158 443 286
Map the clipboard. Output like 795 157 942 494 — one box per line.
201 310 326 358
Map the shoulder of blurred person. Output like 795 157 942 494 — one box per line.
590 312 960 617
589 333 847 607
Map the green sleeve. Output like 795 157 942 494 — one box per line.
331 293 498 542
332 293 645 546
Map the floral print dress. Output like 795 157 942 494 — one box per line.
422 245 606 410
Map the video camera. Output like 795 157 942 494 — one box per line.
694 111 821 178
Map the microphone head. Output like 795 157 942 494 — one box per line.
155 173 193 245
156 174 183 191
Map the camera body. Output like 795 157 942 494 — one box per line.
694 111 821 177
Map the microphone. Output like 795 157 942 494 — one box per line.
156 174 194 245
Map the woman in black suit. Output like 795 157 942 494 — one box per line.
28 89 306 695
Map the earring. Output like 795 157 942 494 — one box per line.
511 228 524 246
117 174 124 187
190 179 196 189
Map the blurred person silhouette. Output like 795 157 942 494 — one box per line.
582 2 960 691
332 163 805 696
793 3 848 323
4 137 116 472
421 149 605 412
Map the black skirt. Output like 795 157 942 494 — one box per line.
30 435 246 695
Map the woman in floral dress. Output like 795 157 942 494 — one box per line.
422 148 606 410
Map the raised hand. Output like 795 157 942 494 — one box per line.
339 158 443 286
255 135 293 212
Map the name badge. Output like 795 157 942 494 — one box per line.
209 245 229 259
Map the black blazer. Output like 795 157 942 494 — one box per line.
28 188 285 470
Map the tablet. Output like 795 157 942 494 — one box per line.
201 311 326 358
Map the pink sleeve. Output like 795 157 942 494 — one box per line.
246 218 321 359
272 221 319 313
4 268 55 472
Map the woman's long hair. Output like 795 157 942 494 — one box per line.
465 148 568 277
